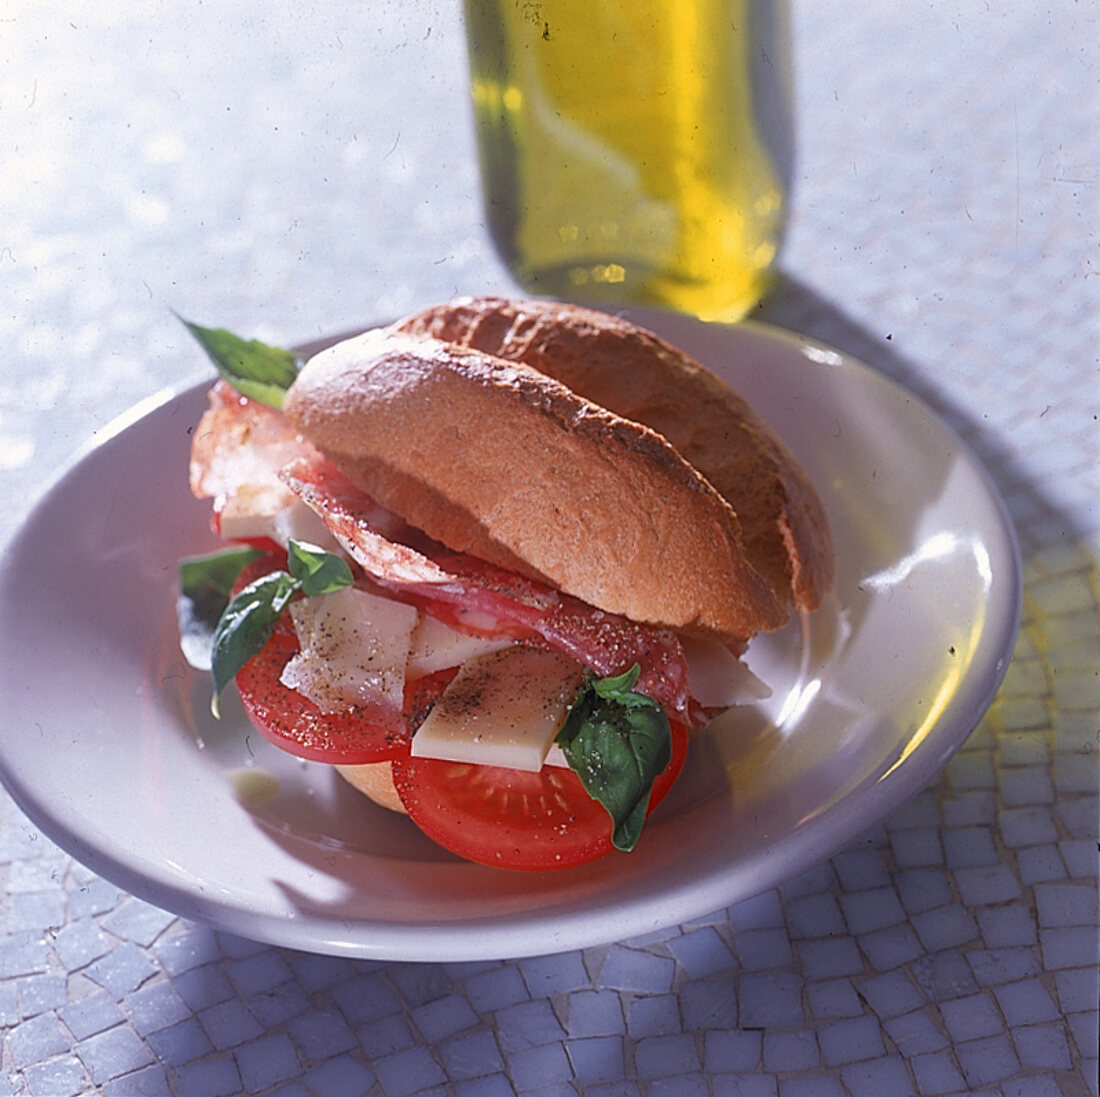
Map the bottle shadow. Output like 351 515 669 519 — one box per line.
752 272 1084 551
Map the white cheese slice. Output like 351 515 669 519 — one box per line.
411 647 584 772
406 614 513 679
281 586 417 719
681 633 771 709
219 494 341 554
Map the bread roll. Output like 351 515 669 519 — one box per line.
335 762 406 814
283 329 787 644
393 298 833 613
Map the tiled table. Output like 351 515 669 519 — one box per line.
2 3 1096 1095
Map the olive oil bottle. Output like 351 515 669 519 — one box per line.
464 0 792 321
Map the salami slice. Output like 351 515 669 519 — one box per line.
281 456 701 725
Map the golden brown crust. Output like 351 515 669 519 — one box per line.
284 329 786 643
394 297 834 613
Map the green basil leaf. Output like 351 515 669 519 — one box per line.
180 317 300 409
177 546 263 670
557 666 672 852
591 664 641 698
210 570 300 716
287 539 355 597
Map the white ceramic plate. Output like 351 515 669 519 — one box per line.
0 314 1020 961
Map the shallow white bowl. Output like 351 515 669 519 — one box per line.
0 313 1020 960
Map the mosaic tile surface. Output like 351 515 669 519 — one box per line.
2 2 1097 1095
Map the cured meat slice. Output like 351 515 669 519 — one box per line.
280 456 700 725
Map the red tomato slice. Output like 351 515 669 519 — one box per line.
230 555 430 765
390 718 688 870
227 554 691 868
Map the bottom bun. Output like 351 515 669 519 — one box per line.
335 762 407 814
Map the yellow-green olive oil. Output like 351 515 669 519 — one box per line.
465 0 791 320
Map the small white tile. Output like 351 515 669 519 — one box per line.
996 697 1049 733
840 1055 916 1097
633 1033 700 1081
1067 1011 1100 1065
595 946 674 994
1028 573 1095 616
856 969 925 1019
776 1075 845 1097
664 926 735 979
912 949 980 1001
785 893 847 939
703 1029 760 1073
955 1033 1021 1088
681 975 738 1032
832 849 891 892
563 1036 624 1088
797 936 863 980
1016 844 1068 885
1053 966 1099 1014
716 1074 779 1097
911 1050 966 1096
838 887 906 935
8 1012 71 1070
858 924 925 972
890 829 944 868
737 972 804 1028
999 767 1055 806
895 868 953 915
1054 753 1100 793
885 791 940 830
942 790 996 827
968 946 1041 988
806 978 864 1020
882 1010 950 1056
1056 795 1098 839
519 951 589 996
953 865 1022 906
625 995 678 1039
1058 838 1096 878
817 1016 885 1066
997 805 1058 847
1000 1073 1069 1097
564 990 624 1038
947 751 996 791
997 731 1050 767
733 928 792 972
911 905 980 952
938 992 1004 1042
410 994 478 1045
1038 924 1100 968
762 1030 819 1072
22 1054 89 1097
942 827 997 868
975 904 1037 948
993 979 1060 1026
726 889 784 930
1033 882 1099 928
1010 1022 1073 1070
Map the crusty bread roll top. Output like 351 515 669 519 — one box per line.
393 297 834 615
283 328 787 644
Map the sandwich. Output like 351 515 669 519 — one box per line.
180 297 833 870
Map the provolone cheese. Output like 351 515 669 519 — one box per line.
281 586 417 718
406 614 513 679
411 647 583 772
220 494 341 554
681 634 771 708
